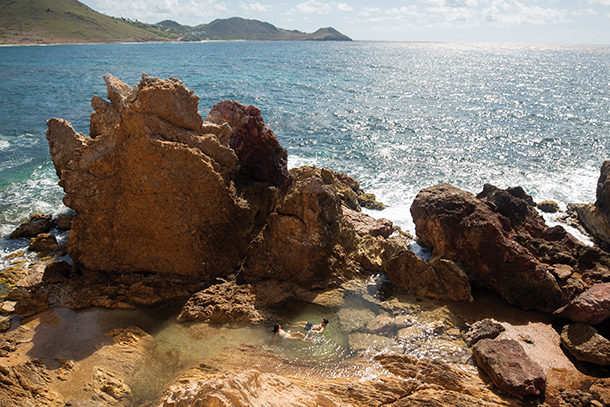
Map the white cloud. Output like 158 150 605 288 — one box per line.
295 0 333 14
587 0 610 5
483 0 568 25
240 2 269 12
337 3 353 12
572 8 599 16
95 0 228 24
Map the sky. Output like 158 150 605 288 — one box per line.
79 0 610 44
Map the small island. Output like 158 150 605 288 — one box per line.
0 0 352 45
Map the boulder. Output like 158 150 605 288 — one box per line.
239 175 355 288
554 283 610 325
411 183 565 312
28 233 60 252
560 323 610 365
14 291 48 318
290 165 360 211
472 338 546 399
46 74 285 280
343 206 393 238
464 319 506 346
538 201 560 213
8 213 53 239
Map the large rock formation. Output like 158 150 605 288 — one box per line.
571 160 610 248
46 74 287 280
411 183 566 312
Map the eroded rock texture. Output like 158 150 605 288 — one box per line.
47 74 287 280
409 183 607 313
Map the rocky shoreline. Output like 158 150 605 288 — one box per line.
1 74 610 406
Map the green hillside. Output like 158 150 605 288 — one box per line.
157 17 352 41
0 0 174 44
0 0 351 45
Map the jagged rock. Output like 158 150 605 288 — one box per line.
239 175 355 288
28 233 60 252
290 165 360 211
554 283 610 325
596 160 610 214
14 291 48 318
560 323 610 365
53 213 73 230
42 260 72 283
0 317 11 332
555 389 593 407
206 99 293 194
343 207 393 238
472 338 546 399
571 161 610 248
465 318 506 346
8 213 53 239
590 378 610 406
538 201 560 213
411 183 566 312
158 367 337 407
381 237 474 302
0 359 64 406
46 74 284 280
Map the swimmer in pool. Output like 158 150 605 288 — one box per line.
295 319 329 334
272 324 311 346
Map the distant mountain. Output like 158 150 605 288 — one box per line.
0 0 173 45
156 17 352 41
0 0 352 45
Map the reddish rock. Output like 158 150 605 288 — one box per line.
411 183 563 312
465 319 506 346
472 338 546 399
46 74 283 280
555 283 610 325
206 100 293 194
572 161 610 248
596 160 610 215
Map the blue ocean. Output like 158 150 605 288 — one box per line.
1 41 609 259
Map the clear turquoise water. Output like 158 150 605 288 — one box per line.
1 41 609 254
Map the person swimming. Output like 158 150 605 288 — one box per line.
296 319 329 334
272 324 311 346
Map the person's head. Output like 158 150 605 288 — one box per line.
322 319 329 326
273 324 280 333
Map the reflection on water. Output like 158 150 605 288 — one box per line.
19 274 471 404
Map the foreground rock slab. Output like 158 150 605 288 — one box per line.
472 338 546 399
